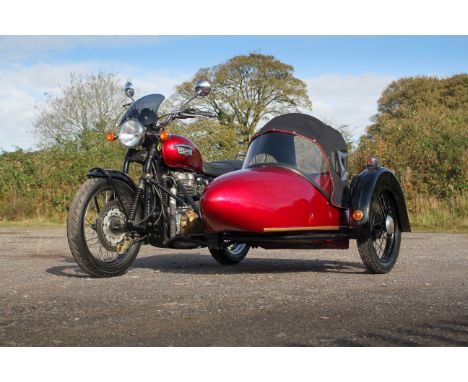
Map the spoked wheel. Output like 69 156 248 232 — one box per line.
209 242 250 265
357 190 401 274
67 178 142 277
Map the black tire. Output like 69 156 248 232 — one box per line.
67 178 142 277
357 190 402 274
209 243 250 265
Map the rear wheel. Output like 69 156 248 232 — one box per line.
67 178 142 277
209 242 250 265
357 190 401 274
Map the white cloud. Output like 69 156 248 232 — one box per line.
0 36 168 62
304 73 395 138
0 61 188 152
0 66 395 152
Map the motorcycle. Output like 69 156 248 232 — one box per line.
67 80 246 277
67 80 411 277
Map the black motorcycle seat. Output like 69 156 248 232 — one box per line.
202 160 244 177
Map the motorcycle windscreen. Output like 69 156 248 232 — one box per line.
119 94 165 125
243 131 332 196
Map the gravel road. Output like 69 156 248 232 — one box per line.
0 227 466 346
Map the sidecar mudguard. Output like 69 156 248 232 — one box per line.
87 167 137 192
349 167 411 238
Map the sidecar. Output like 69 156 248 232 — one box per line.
200 113 411 273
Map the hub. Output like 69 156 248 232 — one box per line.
385 215 395 235
96 201 127 251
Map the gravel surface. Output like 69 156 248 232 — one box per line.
0 227 467 346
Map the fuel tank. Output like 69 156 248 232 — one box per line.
162 134 203 173
200 166 347 233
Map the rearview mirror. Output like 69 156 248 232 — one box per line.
195 80 211 97
124 81 135 99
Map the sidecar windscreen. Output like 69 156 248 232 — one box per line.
244 131 332 195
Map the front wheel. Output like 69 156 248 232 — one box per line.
209 243 250 265
357 190 401 274
67 178 142 277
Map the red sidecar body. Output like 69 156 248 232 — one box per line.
200 113 411 250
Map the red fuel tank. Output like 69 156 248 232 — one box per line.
162 134 203 173
200 167 347 233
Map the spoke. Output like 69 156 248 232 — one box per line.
84 209 92 227
376 237 384 257
378 194 386 220
84 218 94 227
87 240 100 248
93 196 101 214
369 192 396 260
81 186 131 263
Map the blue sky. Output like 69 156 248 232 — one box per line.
1 35 467 152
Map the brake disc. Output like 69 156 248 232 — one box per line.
96 201 127 252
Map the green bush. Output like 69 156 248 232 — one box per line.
351 74 468 203
0 134 125 222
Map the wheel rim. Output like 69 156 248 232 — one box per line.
82 186 132 264
370 191 397 262
226 243 247 257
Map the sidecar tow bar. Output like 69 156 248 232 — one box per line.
204 231 350 250
219 232 349 243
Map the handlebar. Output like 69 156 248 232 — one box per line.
177 108 217 119
155 108 217 129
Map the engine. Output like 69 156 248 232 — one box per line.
173 171 207 201
170 171 208 237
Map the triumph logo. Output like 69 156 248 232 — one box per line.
175 144 193 157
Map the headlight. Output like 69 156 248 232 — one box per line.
119 119 145 148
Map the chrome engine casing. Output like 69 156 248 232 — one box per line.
173 171 208 200
170 172 208 236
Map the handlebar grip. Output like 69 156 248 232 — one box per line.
178 109 217 118
196 111 217 118
177 112 197 119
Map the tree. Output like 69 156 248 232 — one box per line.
174 53 312 145
353 74 468 199
170 119 241 162
336 124 354 152
35 73 125 149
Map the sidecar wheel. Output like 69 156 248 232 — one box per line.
357 190 402 274
209 243 250 265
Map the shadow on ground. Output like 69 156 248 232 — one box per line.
46 252 366 278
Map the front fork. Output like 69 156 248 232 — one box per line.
126 143 158 229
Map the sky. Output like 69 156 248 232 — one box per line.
0 35 467 152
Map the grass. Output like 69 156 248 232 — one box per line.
0 219 65 228
408 193 468 233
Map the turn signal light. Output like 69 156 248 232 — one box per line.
367 156 380 168
160 130 171 141
106 132 117 142
352 210 363 221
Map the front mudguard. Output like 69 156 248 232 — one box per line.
87 167 137 192
349 167 411 239
86 167 138 222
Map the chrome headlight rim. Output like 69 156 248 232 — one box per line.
119 118 145 148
